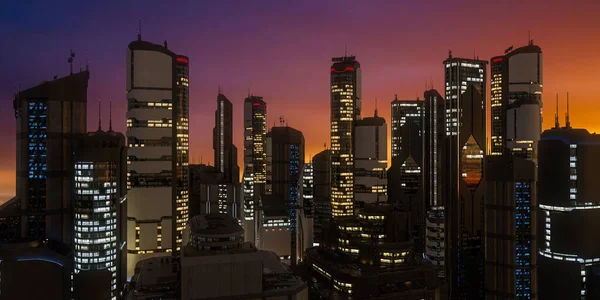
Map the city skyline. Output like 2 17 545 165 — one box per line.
2 1 600 203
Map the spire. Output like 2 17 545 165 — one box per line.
98 99 102 132
109 100 113 132
138 19 142 41
394 94 398 101
565 92 571 129
374 98 378 117
554 94 560 129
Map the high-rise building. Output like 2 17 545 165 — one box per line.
537 125 600 299
302 163 314 219
354 109 387 210
387 108 424 254
304 203 443 299
490 43 543 158
188 164 240 218
312 149 331 246
13 70 90 243
73 129 127 300
330 55 361 218
243 95 267 244
443 53 487 138
391 95 424 158
213 93 239 183
260 126 311 266
126 38 189 275
423 89 446 270
441 85 486 299
484 154 536 299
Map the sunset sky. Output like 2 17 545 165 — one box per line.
1 0 600 203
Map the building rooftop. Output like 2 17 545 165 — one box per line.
128 256 179 300
541 127 600 144
188 213 243 236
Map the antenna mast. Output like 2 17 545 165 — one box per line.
566 92 571 129
68 50 75 75
138 19 142 41
98 99 102 131
109 100 113 132
554 94 560 129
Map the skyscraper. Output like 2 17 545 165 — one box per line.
260 125 310 266
243 95 267 244
330 55 361 217
485 154 536 299
388 106 424 254
14 69 90 243
354 109 387 210
213 93 239 183
73 129 127 300
302 163 314 219
442 84 486 299
423 89 446 270
537 124 600 299
126 38 189 275
188 164 240 218
312 149 331 246
391 95 423 158
490 43 543 158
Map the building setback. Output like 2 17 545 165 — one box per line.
243 95 267 245
330 55 361 217
442 84 486 299
125 38 189 275
14 70 89 243
485 154 537 299
537 125 600 299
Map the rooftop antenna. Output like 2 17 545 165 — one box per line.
344 44 347 57
86 55 89 71
324 143 327 150
218 85 221 95
68 49 75 75
98 99 102 131
528 30 531 45
448 50 452 59
566 92 571 129
200 155 203 165
374 98 378 117
554 94 560 129
138 19 142 41
279 116 285 127
109 100 113 132
394 94 398 101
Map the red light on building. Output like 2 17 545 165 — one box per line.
252 103 263 107
345 67 354 71
492 57 503 63
176 57 189 64
331 67 355 72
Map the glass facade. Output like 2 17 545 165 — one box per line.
174 59 190 252
243 97 267 221
27 100 48 239
391 99 423 158
515 181 532 298
289 144 300 264
303 163 314 218
461 136 484 190
490 58 504 155
74 161 118 300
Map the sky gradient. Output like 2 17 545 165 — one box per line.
1 0 600 202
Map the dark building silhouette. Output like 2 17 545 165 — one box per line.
442 85 486 299
391 95 423 158
423 89 446 271
126 38 190 273
72 129 127 300
304 203 443 299
243 95 267 244
330 55 361 217
537 125 600 299
312 149 331 246
388 106 424 254
213 93 239 183
260 126 310 266
13 70 90 243
485 154 537 299
490 43 543 157
354 110 387 209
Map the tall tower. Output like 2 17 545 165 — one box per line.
14 70 89 243
330 55 361 217
442 84 486 299
73 130 127 300
312 149 331 246
126 39 189 275
391 95 423 158
243 96 267 244
354 111 387 209
537 127 600 299
490 43 543 159
213 93 239 183
423 89 446 270
485 154 537 299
